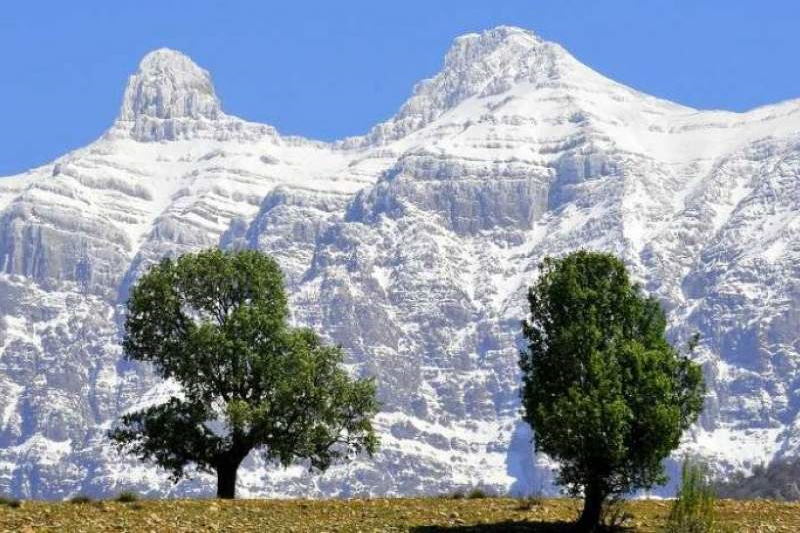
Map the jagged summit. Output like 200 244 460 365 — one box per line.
113 48 228 141
424 25 563 100
120 48 220 121
137 47 206 74
444 25 547 65
362 25 602 144
2 24 800 500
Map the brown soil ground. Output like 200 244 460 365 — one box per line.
0 497 797 532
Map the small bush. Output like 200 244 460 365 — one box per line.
69 495 93 504
115 491 139 503
439 487 494 500
466 487 491 499
0 496 21 508
516 495 543 510
662 460 718 533
601 496 634 530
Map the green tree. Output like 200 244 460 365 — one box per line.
519 251 704 532
109 249 379 499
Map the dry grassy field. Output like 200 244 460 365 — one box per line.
0 497 798 532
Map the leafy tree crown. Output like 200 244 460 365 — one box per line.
519 250 704 497
111 249 379 482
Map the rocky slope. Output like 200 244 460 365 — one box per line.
0 26 798 498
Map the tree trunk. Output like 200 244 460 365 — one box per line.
576 482 605 532
216 462 239 499
215 436 250 499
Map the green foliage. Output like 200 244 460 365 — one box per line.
439 486 494 499
662 460 719 533
0 496 21 508
109 249 379 498
466 487 491 499
519 251 705 529
115 491 139 503
69 495 93 504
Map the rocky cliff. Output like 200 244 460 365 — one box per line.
0 27 798 498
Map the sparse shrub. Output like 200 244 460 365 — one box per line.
0 496 21 508
115 490 139 503
69 495 93 504
516 495 543 511
662 460 718 533
466 487 491 499
516 482 546 510
601 496 634 530
448 490 465 500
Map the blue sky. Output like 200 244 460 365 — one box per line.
2 1 799 175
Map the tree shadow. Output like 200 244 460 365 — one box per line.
411 519 578 532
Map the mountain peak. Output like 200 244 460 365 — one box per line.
438 25 556 87
118 48 221 124
446 25 544 58
363 26 571 144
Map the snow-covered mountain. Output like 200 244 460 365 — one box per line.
1 26 798 499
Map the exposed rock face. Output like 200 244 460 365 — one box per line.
113 48 274 143
0 27 799 499
121 49 221 121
